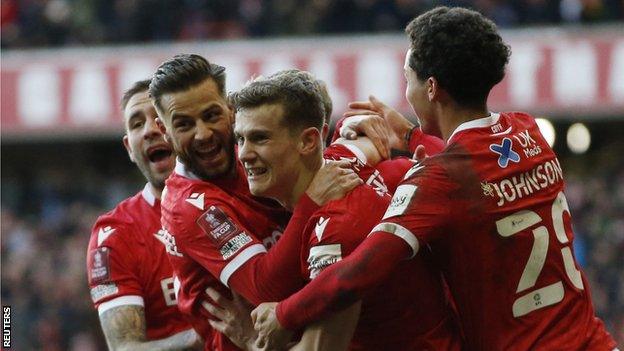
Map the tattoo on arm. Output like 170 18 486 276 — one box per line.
99 305 147 349
99 305 201 350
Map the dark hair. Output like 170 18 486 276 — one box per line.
405 7 511 107
268 69 333 124
120 79 151 111
149 54 227 111
230 74 325 132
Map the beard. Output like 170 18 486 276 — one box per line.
178 136 236 181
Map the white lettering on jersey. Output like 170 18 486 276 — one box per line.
383 184 417 219
315 217 330 241
160 277 178 306
154 229 184 257
365 169 389 196
512 129 542 158
185 192 204 210
97 226 116 246
220 232 253 259
90 283 118 302
307 244 342 279
490 158 564 207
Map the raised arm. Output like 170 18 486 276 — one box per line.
99 305 201 351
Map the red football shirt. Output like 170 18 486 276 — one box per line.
86 184 192 340
302 147 461 350
376 112 616 350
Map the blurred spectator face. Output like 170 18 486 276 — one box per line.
157 78 236 180
404 49 439 137
122 90 174 189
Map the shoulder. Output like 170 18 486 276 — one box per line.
89 193 146 250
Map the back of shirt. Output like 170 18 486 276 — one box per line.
379 112 615 350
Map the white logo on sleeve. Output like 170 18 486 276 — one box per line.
315 217 330 241
185 192 205 210
383 184 417 219
97 226 116 246
307 244 342 279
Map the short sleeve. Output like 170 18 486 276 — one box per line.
174 201 267 288
370 162 453 258
87 222 144 312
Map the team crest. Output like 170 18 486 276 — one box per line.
490 137 520 168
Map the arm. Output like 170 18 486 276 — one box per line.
99 305 201 351
252 233 410 335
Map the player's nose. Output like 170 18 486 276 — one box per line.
194 120 214 141
143 117 163 140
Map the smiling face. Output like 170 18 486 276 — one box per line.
122 90 174 189
157 78 236 180
234 103 303 202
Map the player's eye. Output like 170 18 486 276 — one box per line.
130 119 144 130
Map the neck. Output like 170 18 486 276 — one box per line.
438 103 490 142
280 155 324 211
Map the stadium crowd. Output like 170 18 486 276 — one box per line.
1 135 623 350
2 0 623 48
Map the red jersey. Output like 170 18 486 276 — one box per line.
302 146 461 350
86 184 191 340
161 159 302 351
376 112 616 350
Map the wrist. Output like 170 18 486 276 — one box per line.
275 302 293 331
299 191 322 210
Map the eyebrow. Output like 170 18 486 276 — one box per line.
127 111 144 124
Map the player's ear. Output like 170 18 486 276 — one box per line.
299 127 321 155
122 135 136 163
427 77 438 102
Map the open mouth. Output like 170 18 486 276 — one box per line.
195 145 222 160
246 167 268 179
147 146 173 163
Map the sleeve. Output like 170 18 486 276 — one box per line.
330 116 347 144
323 143 389 195
304 212 361 281
87 222 145 315
177 193 319 306
276 232 411 330
407 127 445 156
374 162 452 257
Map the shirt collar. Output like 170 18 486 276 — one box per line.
141 183 157 207
174 157 201 180
447 112 500 144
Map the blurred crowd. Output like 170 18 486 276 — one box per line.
2 0 623 48
1 137 623 350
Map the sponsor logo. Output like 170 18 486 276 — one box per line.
488 158 563 207
315 217 330 241
490 137 521 168
307 244 342 279
185 192 205 210
154 229 183 257
97 226 115 246
220 233 252 259
89 247 110 284
513 129 542 158
383 184 417 219
90 283 118 302
197 206 242 246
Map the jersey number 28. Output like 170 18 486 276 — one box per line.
496 191 584 318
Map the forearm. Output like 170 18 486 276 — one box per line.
276 233 409 330
100 305 200 351
290 301 361 351
229 194 318 305
115 329 200 351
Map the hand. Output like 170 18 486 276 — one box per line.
338 114 390 159
202 288 257 350
346 95 415 151
306 160 362 205
251 303 293 351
